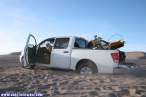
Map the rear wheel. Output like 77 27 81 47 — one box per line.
77 61 98 74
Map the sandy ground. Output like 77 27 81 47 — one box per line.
0 53 146 97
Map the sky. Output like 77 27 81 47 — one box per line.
0 0 146 54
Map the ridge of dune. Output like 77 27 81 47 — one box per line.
126 51 146 59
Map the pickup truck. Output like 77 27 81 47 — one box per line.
20 34 119 74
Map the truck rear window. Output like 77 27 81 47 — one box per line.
74 38 88 48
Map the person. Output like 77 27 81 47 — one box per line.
87 35 103 49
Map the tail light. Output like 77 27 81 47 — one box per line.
111 52 119 63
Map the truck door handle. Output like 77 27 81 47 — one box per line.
63 51 69 53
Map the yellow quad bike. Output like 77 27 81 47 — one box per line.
108 40 124 50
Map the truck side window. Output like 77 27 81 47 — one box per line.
54 38 69 49
40 38 55 48
74 38 87 48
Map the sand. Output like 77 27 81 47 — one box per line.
0 52 146 97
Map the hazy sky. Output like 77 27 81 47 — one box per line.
0 0 146 54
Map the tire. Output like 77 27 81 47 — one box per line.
21 56 35 69
77 61 98 74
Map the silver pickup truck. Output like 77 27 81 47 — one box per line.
20 34 119 74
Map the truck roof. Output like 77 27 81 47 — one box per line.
50 36 88 41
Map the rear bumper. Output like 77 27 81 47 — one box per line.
113 62 137 73
118 62 137 68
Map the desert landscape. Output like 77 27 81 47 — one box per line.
0 52 146 97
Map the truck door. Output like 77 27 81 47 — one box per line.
51 38 71 69
23 34 37 67
35 38 54 64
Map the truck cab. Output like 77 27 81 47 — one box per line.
20 35 84 68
